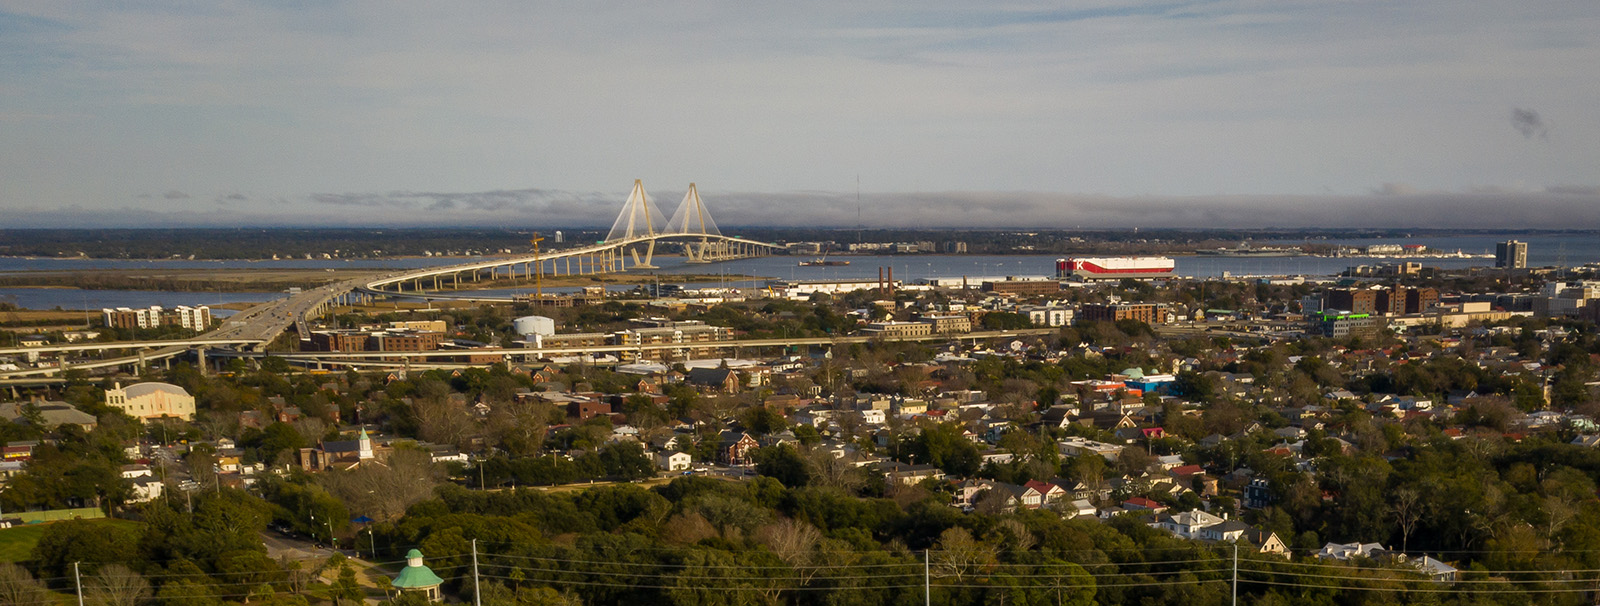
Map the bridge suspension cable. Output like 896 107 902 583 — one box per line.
605 179 666 242
664 182 721 237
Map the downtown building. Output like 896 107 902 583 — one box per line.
1496 240 1529 269
1323 286 1437 316
102 305 212 331
1079 302 1172 325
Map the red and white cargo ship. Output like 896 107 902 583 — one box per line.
1057 257 1176 280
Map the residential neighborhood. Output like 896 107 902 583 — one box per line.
3 266 1600 605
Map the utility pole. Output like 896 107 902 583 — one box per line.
1232 544 1238 606
923 549 930 606
74 561 84 606
472 538 482 606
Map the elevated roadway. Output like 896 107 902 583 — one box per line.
356 233 781 302
0 279 359 380
0 181 787 381
206 328 1061 365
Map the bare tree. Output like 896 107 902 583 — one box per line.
1544 495 1578 541
485 399 549 456
989 518 1037 552
661 512 719 545
0 563 50 606
885 480 930 509
932 527 997 583
414 397 478 449
1389 487 1426 554
759 518 826 584
319 448 442 521
195 410 237 442
292 417 329 443
755 517 827 602
86 564 151 606
973 488 1014 515
805 449 864 492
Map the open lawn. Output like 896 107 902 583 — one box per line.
0 518 143 563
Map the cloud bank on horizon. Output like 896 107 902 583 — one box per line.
1 2 1597 229
7 185 1600 230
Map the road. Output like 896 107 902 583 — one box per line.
204 328 1064 364
261 528 337 562
0 278 369 379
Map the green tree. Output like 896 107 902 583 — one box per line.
753 444 811 488
331 562 364 606
898 423 982 476
256 422 307 465
980 312 1033 330
30 518 141 579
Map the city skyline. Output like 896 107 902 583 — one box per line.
2 2 1598 228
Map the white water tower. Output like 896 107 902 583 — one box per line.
513 315 556 337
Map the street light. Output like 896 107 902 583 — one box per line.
310 512 335 549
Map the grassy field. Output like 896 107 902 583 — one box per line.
0 518 143 563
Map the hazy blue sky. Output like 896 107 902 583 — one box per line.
2 1 1598 227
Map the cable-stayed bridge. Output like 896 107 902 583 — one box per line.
0 182 780 382
358 181 783 298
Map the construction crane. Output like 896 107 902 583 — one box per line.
530 233 545 302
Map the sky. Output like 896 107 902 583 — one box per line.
2 1 1598 229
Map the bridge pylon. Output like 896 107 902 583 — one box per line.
605 180 667 268
666 183 723 264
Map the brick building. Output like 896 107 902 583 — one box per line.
1079 303 1170 325
1325 289 1377 315
1405 288 1439 314
982 279 1062 296
302 329 444 353
308 331 370 352
1375 285 1440 315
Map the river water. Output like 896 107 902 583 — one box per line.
2 235 1595 309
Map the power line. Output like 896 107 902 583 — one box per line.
1242 578 1600 594
479 552 921 569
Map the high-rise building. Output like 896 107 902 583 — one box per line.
1310 311 1380 339
1376 285 1407 316
1080 303 1171 324
1405 288 1439 314
1496 240 1528 269
1325 288 1377 315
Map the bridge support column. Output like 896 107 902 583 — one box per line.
197 348 207 376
